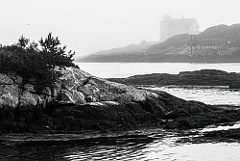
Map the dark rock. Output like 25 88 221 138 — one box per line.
1 68 240 133
108 69 240 88
196 128 240 142
229 82 240 89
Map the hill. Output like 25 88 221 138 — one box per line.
78 40 157 62
77 23 240 63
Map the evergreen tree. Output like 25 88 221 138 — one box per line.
0 33 76 88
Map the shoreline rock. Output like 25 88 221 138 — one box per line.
1 68 240 134
108 69 240 89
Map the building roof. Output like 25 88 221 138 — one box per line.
167 18 199 31
162 13 171 21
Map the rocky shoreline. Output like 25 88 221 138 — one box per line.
108 69 240 89
1 68 240 137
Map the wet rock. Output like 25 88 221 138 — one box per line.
229 82 240 89
184 128 240 143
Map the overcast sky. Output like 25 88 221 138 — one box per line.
0 0 239 57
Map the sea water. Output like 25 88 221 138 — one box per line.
77 62 240 78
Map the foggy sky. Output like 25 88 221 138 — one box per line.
0 0 239 57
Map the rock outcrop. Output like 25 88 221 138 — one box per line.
0 67 186 110
108 69 240 88
0 68 240 133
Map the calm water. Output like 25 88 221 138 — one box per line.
79 62 240 105
77 62 240 78
1 63 240 161
1 126 240 161
148 86 240 106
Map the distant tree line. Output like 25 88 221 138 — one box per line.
0 32 78 88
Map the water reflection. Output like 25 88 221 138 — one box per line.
146 142 240 161
1 128 240 161
63 137 152 161
201 121 240 132
0 134 154 161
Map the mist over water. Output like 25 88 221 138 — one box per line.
77 62 240 78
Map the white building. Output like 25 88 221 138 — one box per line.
160 14 200 42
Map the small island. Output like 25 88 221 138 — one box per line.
108 69 240 89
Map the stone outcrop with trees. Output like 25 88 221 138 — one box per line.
0 33 76 88
1 34 240 134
